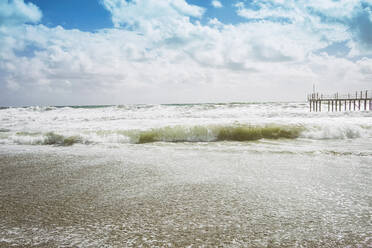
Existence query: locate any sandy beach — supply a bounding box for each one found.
[1,143,371,247]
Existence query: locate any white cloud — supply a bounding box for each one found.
[235,0,360,21]
[211,0,222,8]
[235,0,372,56]
[1,0,372,106]
[101,0,204,27]
[0,0,42,26]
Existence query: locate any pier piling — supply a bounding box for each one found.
[308,90,372,112]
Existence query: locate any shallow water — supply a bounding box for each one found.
[0,102,371,247]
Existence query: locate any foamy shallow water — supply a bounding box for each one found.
[0,102,371,247]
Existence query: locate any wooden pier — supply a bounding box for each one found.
[307,90,372,112]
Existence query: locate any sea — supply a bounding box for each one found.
[0,102,371,247]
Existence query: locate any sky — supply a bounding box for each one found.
[1,0,372,106]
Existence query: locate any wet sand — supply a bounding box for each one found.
[0,146,371,247]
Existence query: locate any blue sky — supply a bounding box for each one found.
[25,0,249,29]
[25,0,113,31]
[1,0,372,106]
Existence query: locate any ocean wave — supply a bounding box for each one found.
[3,125,302,145]
[10,132,85,146]
[90,124,303,144]
[43,132,85,146]
[2,122,371,146]
[300,125,366,139]
[25,106,58,112]
[126,123,371,143]
[130,124,303,144]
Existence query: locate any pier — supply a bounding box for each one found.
[307,90,372,112]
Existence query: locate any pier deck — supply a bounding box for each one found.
[307,90,372,112]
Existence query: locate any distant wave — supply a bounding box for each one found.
[0,102,303,112]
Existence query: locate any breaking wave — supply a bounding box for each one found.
[1,124,303,145]
[129,124,303,144]
[8,132,85,146]
[1,123,371,146]
[42,132,85,146]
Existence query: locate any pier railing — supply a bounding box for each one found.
[307,90,372,112]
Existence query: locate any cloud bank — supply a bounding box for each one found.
[0,0,372,106]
